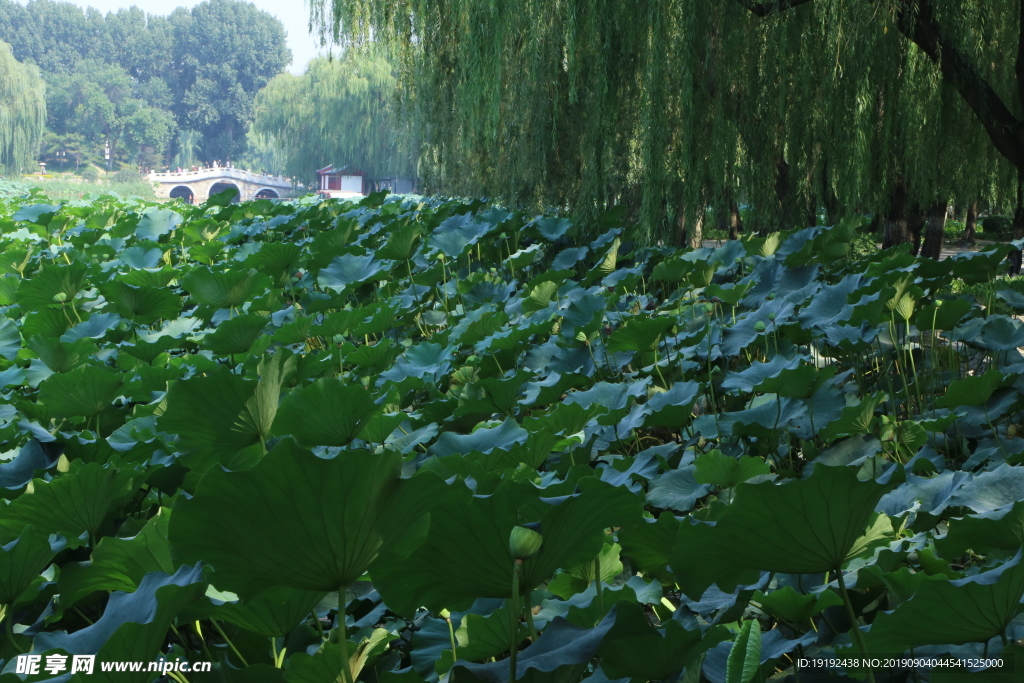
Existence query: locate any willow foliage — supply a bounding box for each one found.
[252,49,416,183]
[0,40,44,173]
[309,0,1021,242]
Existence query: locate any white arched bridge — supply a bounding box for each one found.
[147,167,297,204]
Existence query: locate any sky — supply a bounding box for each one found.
[57,0,328,74]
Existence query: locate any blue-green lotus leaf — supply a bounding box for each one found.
[170,441,446,596]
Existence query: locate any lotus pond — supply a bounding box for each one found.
[0,189,1021,682]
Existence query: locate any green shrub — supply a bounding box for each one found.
[112,169,142,184]
[80,165,100,182]
[980,215,1014,240]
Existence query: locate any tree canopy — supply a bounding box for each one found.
[310,0,1022,249]
[252,50,416,183]
[0,39,45,173]
[0,0,290,168]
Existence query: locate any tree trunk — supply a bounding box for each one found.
[1010,179,1024,274]
[914,206,926,252]
[729,202,743,239]
[920,201,947,259]
[961,200,978,245]
[688,202,705,250]
[822,170,841,225]
[881,179,913,250]
[774,158,794,232]
[676,197,688,247]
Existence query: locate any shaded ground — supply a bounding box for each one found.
[701,239,1002,260]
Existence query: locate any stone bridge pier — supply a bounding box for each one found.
[147,168,298,204]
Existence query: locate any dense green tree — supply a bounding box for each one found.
[0,40,45,173]
[45,59,174,169]
[251,50,415,184]
[310,0,1021,251]
[0,0,290,169]
[167,0,291,162]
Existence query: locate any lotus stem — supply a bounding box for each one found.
[835,569,875,683]
[524,600,538,642]
[211,619,248,667]
[594,557,604,621]
[509,559,521,681]
[336,587,353,683]
[5,604,22,653]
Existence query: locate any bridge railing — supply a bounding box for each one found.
[147,167,293,186]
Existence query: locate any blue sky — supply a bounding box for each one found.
[49,0,326,74]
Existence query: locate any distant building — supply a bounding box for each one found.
[378,176,418,194]
[316,164,366,199]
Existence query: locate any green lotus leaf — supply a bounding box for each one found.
[950,464,1024,514]
[606,316,674,353]
[865,550,1024,652]
[693,450,772,489]
[117,245,163,269]
[547,541,623,599]
[372,476,642,614]
[203,313,269,355]
[642,381,700,429]
[0,525,65,605]
[670,465,893,598]
[0,316,20,361]
[377,221,424,261]
[135,207,182,241]
[117,265,177,288]
[618,514,679,585]
[56,509,174,608]
[447,604,526,665]
[273,378,378,446]
[38,365,123,418]
[247,242,302,280]
[286,629,396,683]
[181,266,271,308]
[27,336,95,373]
[33,564,207,683]
[0,460,139,545]
[60,311,121,343]
[646,467,711,512]
[452,608,619,683]
[318,253,390,291]
[726,619,761,683]
[532,216,573,241]
[598,601,726,680]
[752,586,842,624]
[17,261,88,310]
[170,440,446,596]
[522,281,558,314]
[199,585,327,638]
[99,281,182,325]
[937,369,1003,408]
[937,500,1024,557]
[13,203,60,224]
[158,356,293,471]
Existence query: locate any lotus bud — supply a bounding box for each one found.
[754,321,766,332]
[767,312,776,321]
[52,292,67,303]
[509,526,543,560]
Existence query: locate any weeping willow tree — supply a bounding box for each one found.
[309,1,1022,248]
[0,40,45,175]
[251,48,416,185]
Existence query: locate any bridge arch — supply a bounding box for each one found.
[168,185,195,204]
[209,182,241,203]
[254,188,279,199]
